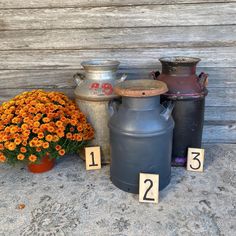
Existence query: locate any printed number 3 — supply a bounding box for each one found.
[190,152,201,170]
[143,179,155,201]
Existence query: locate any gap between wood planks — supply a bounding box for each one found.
[0,1,236,10]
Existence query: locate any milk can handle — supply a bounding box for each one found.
[151,70,160,80]
[161,101,174,121]
[198,72,208,88]
[73,72,85,86]
[118,74,127,83]
[108,99,120,117]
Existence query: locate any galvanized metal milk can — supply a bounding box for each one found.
[109,80,174,193]
[74,60,126,164]
[154,57,208,166]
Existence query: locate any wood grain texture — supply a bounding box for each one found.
[1,26,236,50]
[1,3,236,30]
[0,47,235,69]
[203,124,236,143]
[205,107,236,121]
[1,0,236,9]
[0,67,235,89]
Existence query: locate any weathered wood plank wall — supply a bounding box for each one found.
[0,0,235,143]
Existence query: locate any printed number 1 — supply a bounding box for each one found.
[89,152,98,167]
[85,146,101,170]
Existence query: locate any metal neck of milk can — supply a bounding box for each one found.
[159,56,200,76]
[122,96,161,111]
[74,60,127,101]
[81,60,120,80]
[153,57,208,99]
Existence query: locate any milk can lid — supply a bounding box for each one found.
[114,79,168,97]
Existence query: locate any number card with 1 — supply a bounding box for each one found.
[85,146,101,170]
[187,148,205,172]
[139,173,159,204]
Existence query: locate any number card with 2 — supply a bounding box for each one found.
[85,146,101,170]
[139,173,159,204]
[187,148,205,172]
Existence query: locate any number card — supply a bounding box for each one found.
[187,148,205,172]
[85,146,101,170]
[139,173,159,204]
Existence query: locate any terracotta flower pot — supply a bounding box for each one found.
[28,155,55,173]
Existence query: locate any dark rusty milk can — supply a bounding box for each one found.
[154,57,208,166]
[74,60,126,164]
[109,80,174,193]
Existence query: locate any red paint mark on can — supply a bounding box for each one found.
[90,82,100,90]
[102,83,113,95]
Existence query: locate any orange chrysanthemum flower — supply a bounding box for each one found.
[45,134,53,142]
[14,138,22,145]
[37,132,44,139]
[33,121,40,128]
[7,142,16,151]
[55,145,61,151]
[42,117,50,123]
[20,147,27,153]
[52,135,59,142]
[0,154,6,163]
[42,142,49,149]
[56,120,63,127]
[22,140,28,146]
[0,144,4,151]
[17,153,25,160]
[58,149,65,156]
[66,132,72,139]
[29,154,37,162]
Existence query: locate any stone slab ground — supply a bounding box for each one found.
[0,144,235,236]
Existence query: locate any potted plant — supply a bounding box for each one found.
[0,89,94,173]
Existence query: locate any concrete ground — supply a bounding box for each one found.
[0,144,235,236]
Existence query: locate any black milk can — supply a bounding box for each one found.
[154,57,208,166]
[109,80,174,194]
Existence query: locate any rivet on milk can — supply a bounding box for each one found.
[153,57,208,167]
[74,60,127,164]
[109,80,174,194]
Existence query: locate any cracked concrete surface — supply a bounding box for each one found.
[0,144,235,236]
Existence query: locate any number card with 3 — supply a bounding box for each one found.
[139,173,159,204]
[85,146,101,170]
[187,148,205,172]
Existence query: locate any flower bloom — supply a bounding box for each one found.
[42,142,49,149]
[29,154,37,162]
[17,154,25,160]
[58,149,65,156]
[20,147,27,153]
[0,153,6,162]
[45,134,53,142]
[55,145,61,151]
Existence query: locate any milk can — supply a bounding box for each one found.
[154,57,208,166]
[74,60,126,164]
[109,80,174,193]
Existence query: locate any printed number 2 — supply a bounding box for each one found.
[187,148,205,172]
[139,173,159,203]
[143,179,155,201]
